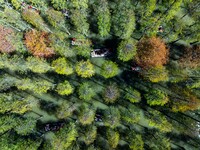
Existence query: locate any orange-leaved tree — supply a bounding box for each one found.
[24,29,55,58]
[179,45,200,68]
[135,37,169,68]
[0,25,16,53]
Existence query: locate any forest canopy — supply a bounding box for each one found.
[0,0,199,150]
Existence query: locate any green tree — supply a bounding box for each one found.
[0,75,17,91]
[70,9,89,36]
[103,84,120,103]
[15,117,37,136]
[75,60,95,78]
[1,7,30,31]
[120,105,141,124]
[56,80,74,96]
[129,134,144,150]
[80,125,97,145]
[51,0,67,10]
[107,129,120,149]
[145,89,169,106]
[124,87,141,103]
[16,78,54,94]
[11,0,21,9]
[0,114,19,134]
[0,93,32,114]
[50,32,75,57]
[112,0,135,39]
[22,8,50,32]
[95,0,111,37]
[50,123,78,150]
[104,107,121,129]
[78,104,96,125]
[117,38,137,61]
[141,66,169,82]
[56,101,77,119]
[78,82,96,101]
[146,132,171,150]
[26,56,52,73]
[146,109,173,132]
[46,8,70,33]
[101,61,119,78]
[52,57,73,75]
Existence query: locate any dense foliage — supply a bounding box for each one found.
[0,0,199,150]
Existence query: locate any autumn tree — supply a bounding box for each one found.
[117,38,137,62]
[135,37,169,68]
[169,87,200,112]
[51,57,73,75]
[0,25,16,53]
[100,60,119,78]
[56,80,74,96]
[75,60,95,78]
[24,29,55,57]
[179,45,200,68]
[11,0,21,9]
